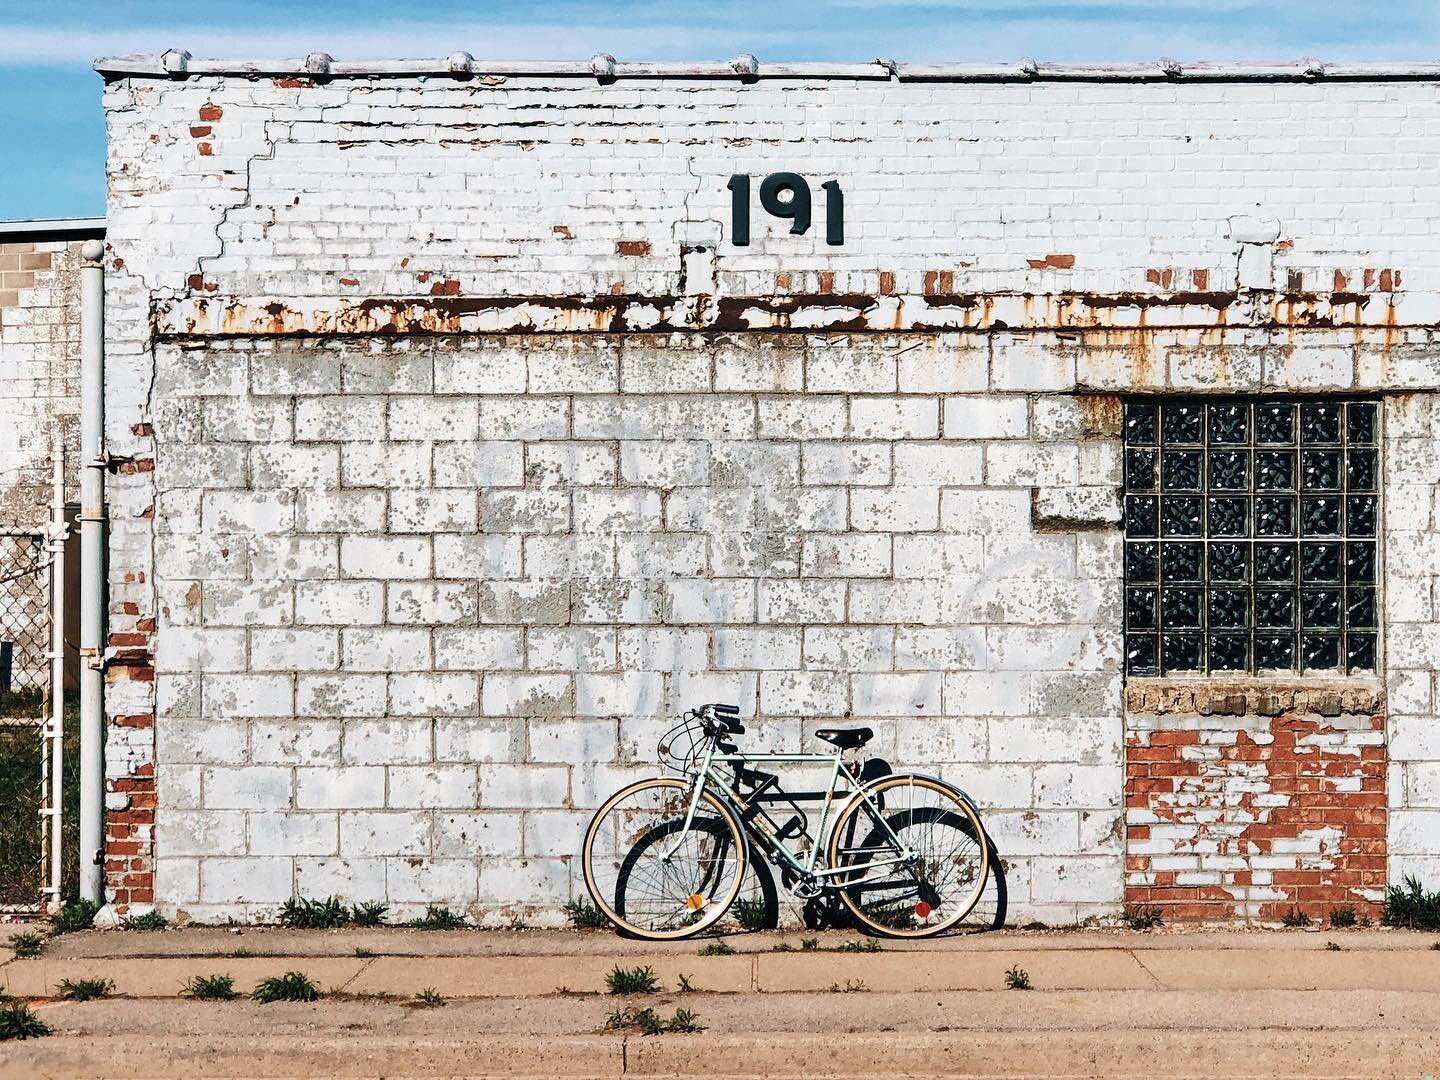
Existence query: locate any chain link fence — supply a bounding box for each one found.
[0,529,56,910]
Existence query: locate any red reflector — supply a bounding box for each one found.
[914,901,932,918]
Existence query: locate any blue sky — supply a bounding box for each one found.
[2,0,1437,220]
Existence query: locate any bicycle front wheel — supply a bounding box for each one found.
[827,774,988,938]
[582,777,748,940]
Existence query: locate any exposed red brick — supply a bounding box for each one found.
[878,271,895,295]
[198,103,223,121]
[616,240,651,257]
[189,125,212,138]
[1027,253,1076,269]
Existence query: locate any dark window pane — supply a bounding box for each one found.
[1125,495,1158,537]
[1255,543,1296,582]
[1346,588,1376,630]
[1346,449,1377,492]
[1125,402,1157,445]
[1302,634,1341,671]
[1208,588,1249,628]
[1256,451,1295,490]
[1300,402,1342,444]
[1301,450,1342,491]
[1301,542,1343,583]
[1125,542,1158,582]
[1210,543,1247,582]
[1209,635,1248,670]
[1161,495,1203,537]
[1346,542,1376,584]
[1301,588,1342,630]
[1208,497,1248,537]
[1347,633,1377,672]
[1255,496,1295,537]
[1162,403,1204,444]
[1162,587,1202,628]
[1125,449,1158,492]
[1208,450,1248,490]
[1346,402,1376,444]
[1126,588,1158,631]
[1161,542,1203,582]
[1346,495,1377,537]
[1126,634,1159,676]
[1162,450,1202,490]
[1300,496,1341,536]
[1256,404,1295,444]
[1256,634,1295,669]
[1208,403,1249,444]
[1162,633,1203,672]
[1256,589,1295,628]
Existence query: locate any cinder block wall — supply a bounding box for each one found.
[97,71,1440,922]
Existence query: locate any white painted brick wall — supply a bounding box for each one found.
[98,71,1440,924]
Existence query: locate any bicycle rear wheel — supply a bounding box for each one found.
[827,774,988,938]
[582,777,748,940]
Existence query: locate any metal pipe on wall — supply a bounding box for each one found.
[78,238,106,906]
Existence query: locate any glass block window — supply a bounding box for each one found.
[1123,398,1379,677]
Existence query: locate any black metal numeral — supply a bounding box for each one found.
[728,173,844,246]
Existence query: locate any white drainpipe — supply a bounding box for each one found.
[78,238,106,905]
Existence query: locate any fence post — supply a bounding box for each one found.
[47,435,66,910]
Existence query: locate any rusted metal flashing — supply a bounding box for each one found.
[152,286,1438,339]
[94,54,1440,84]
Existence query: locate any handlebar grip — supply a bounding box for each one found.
[711,703,740,716]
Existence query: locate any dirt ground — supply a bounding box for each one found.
[3,925,1439,1078]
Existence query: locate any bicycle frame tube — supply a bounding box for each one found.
[662,742,915,885]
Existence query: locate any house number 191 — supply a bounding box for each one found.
[727,173,844,247]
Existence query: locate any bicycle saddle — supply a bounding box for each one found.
[814,726,874,749]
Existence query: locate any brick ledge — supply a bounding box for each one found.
[1124,679,1385,717]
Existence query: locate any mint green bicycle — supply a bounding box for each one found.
[581,703,993,940]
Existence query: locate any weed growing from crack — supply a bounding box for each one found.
[0,999,50,1040]
[251,971,320,1003]
[50,899,99,935]
[8,932,42,959]
[279,896,349,930]
[120,911,168,931]
[563,899,609,930]
[182,974,238,1001]
[677,973,694,993]
[1004,965,1032,991]
[839,938,882,953]
[1325,941,1343,952]
[1328,906,1358,928]
[800,937,819,951]
[771,941,794,952]
[409,906,468,931]
[697,940,735,956]
[1281,906,1312,928]
[605,1005,703,1034]
[354,947,376,959]
[606,965,660,995]
[1121,904,1163,930]
[412,987,447,1008]
[1383,876,1440,931]
[350,902,389,927]
[828,979,868,993]
[55,977,114,1002]
[730,897,768,931]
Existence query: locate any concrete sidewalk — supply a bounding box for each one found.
[3,926,1440,1077]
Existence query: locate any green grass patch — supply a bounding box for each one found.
[1383,876,1440,931]
[563,899,609,930]
[55,977,113,1002]
[182,974,239,1001]
[409,905,467,930]
[8,932,42,959]
[251,971,320,1003]
[606,964,660,995]
[0,998,50,1040]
